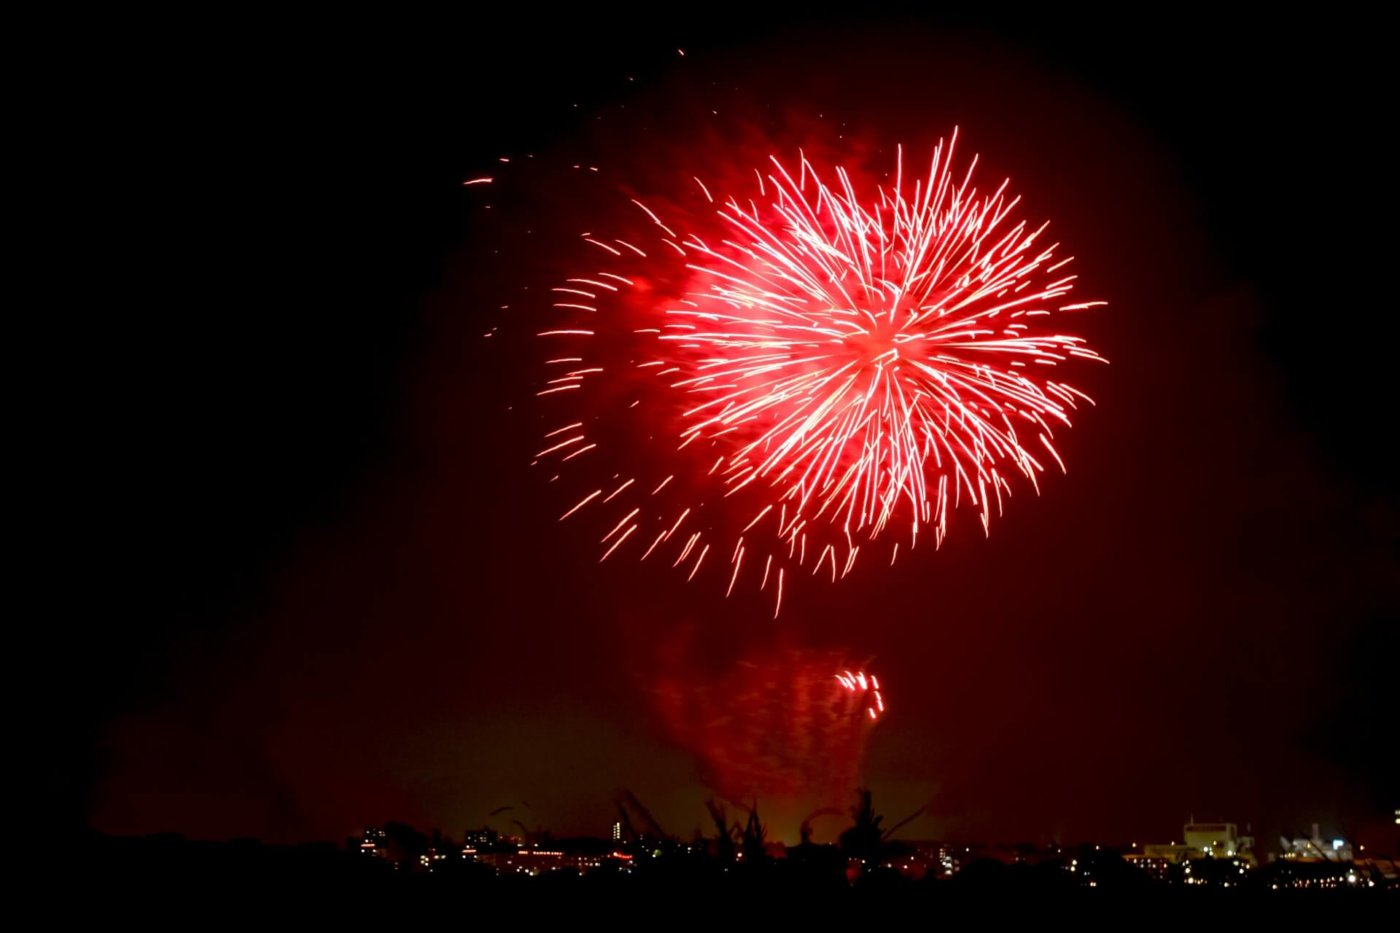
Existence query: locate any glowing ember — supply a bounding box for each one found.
[537,132,1105,611]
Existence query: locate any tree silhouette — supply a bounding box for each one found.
[839,789,885,863]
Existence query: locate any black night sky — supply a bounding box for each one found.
[55,11,1394,849]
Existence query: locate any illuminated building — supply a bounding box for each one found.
[1280,824,1353,862]
[611,820,623,842]
[1137,819,1255,866]
[1183,822,1249,859]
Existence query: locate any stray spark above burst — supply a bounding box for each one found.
[536,132,1106,613]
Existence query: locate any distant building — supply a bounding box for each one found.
[1279,823,1353,862]
[611,820,623,842]
[357,827,388,858]
[1184,822,1248,859]
[477,848,564,876]
[1134,820,1256,867]
[464,827,499,850]
[1139,843,1191,862]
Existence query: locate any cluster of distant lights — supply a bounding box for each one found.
[1267,872,1373,891]
[361,836,1384,887]
[395,845,637,877]
[870,843,962,878]
[489,849,638,877]
[1180,859,1250,887]
[361,826,1385,887]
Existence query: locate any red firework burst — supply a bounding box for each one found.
[536,131,1105,612]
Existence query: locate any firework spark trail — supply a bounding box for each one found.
[836,670,885,722]
[538,132,1105,612]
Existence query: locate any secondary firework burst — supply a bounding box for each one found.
[835,670,885,723]
[536,131,1105,611]
[652,648,887,803]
